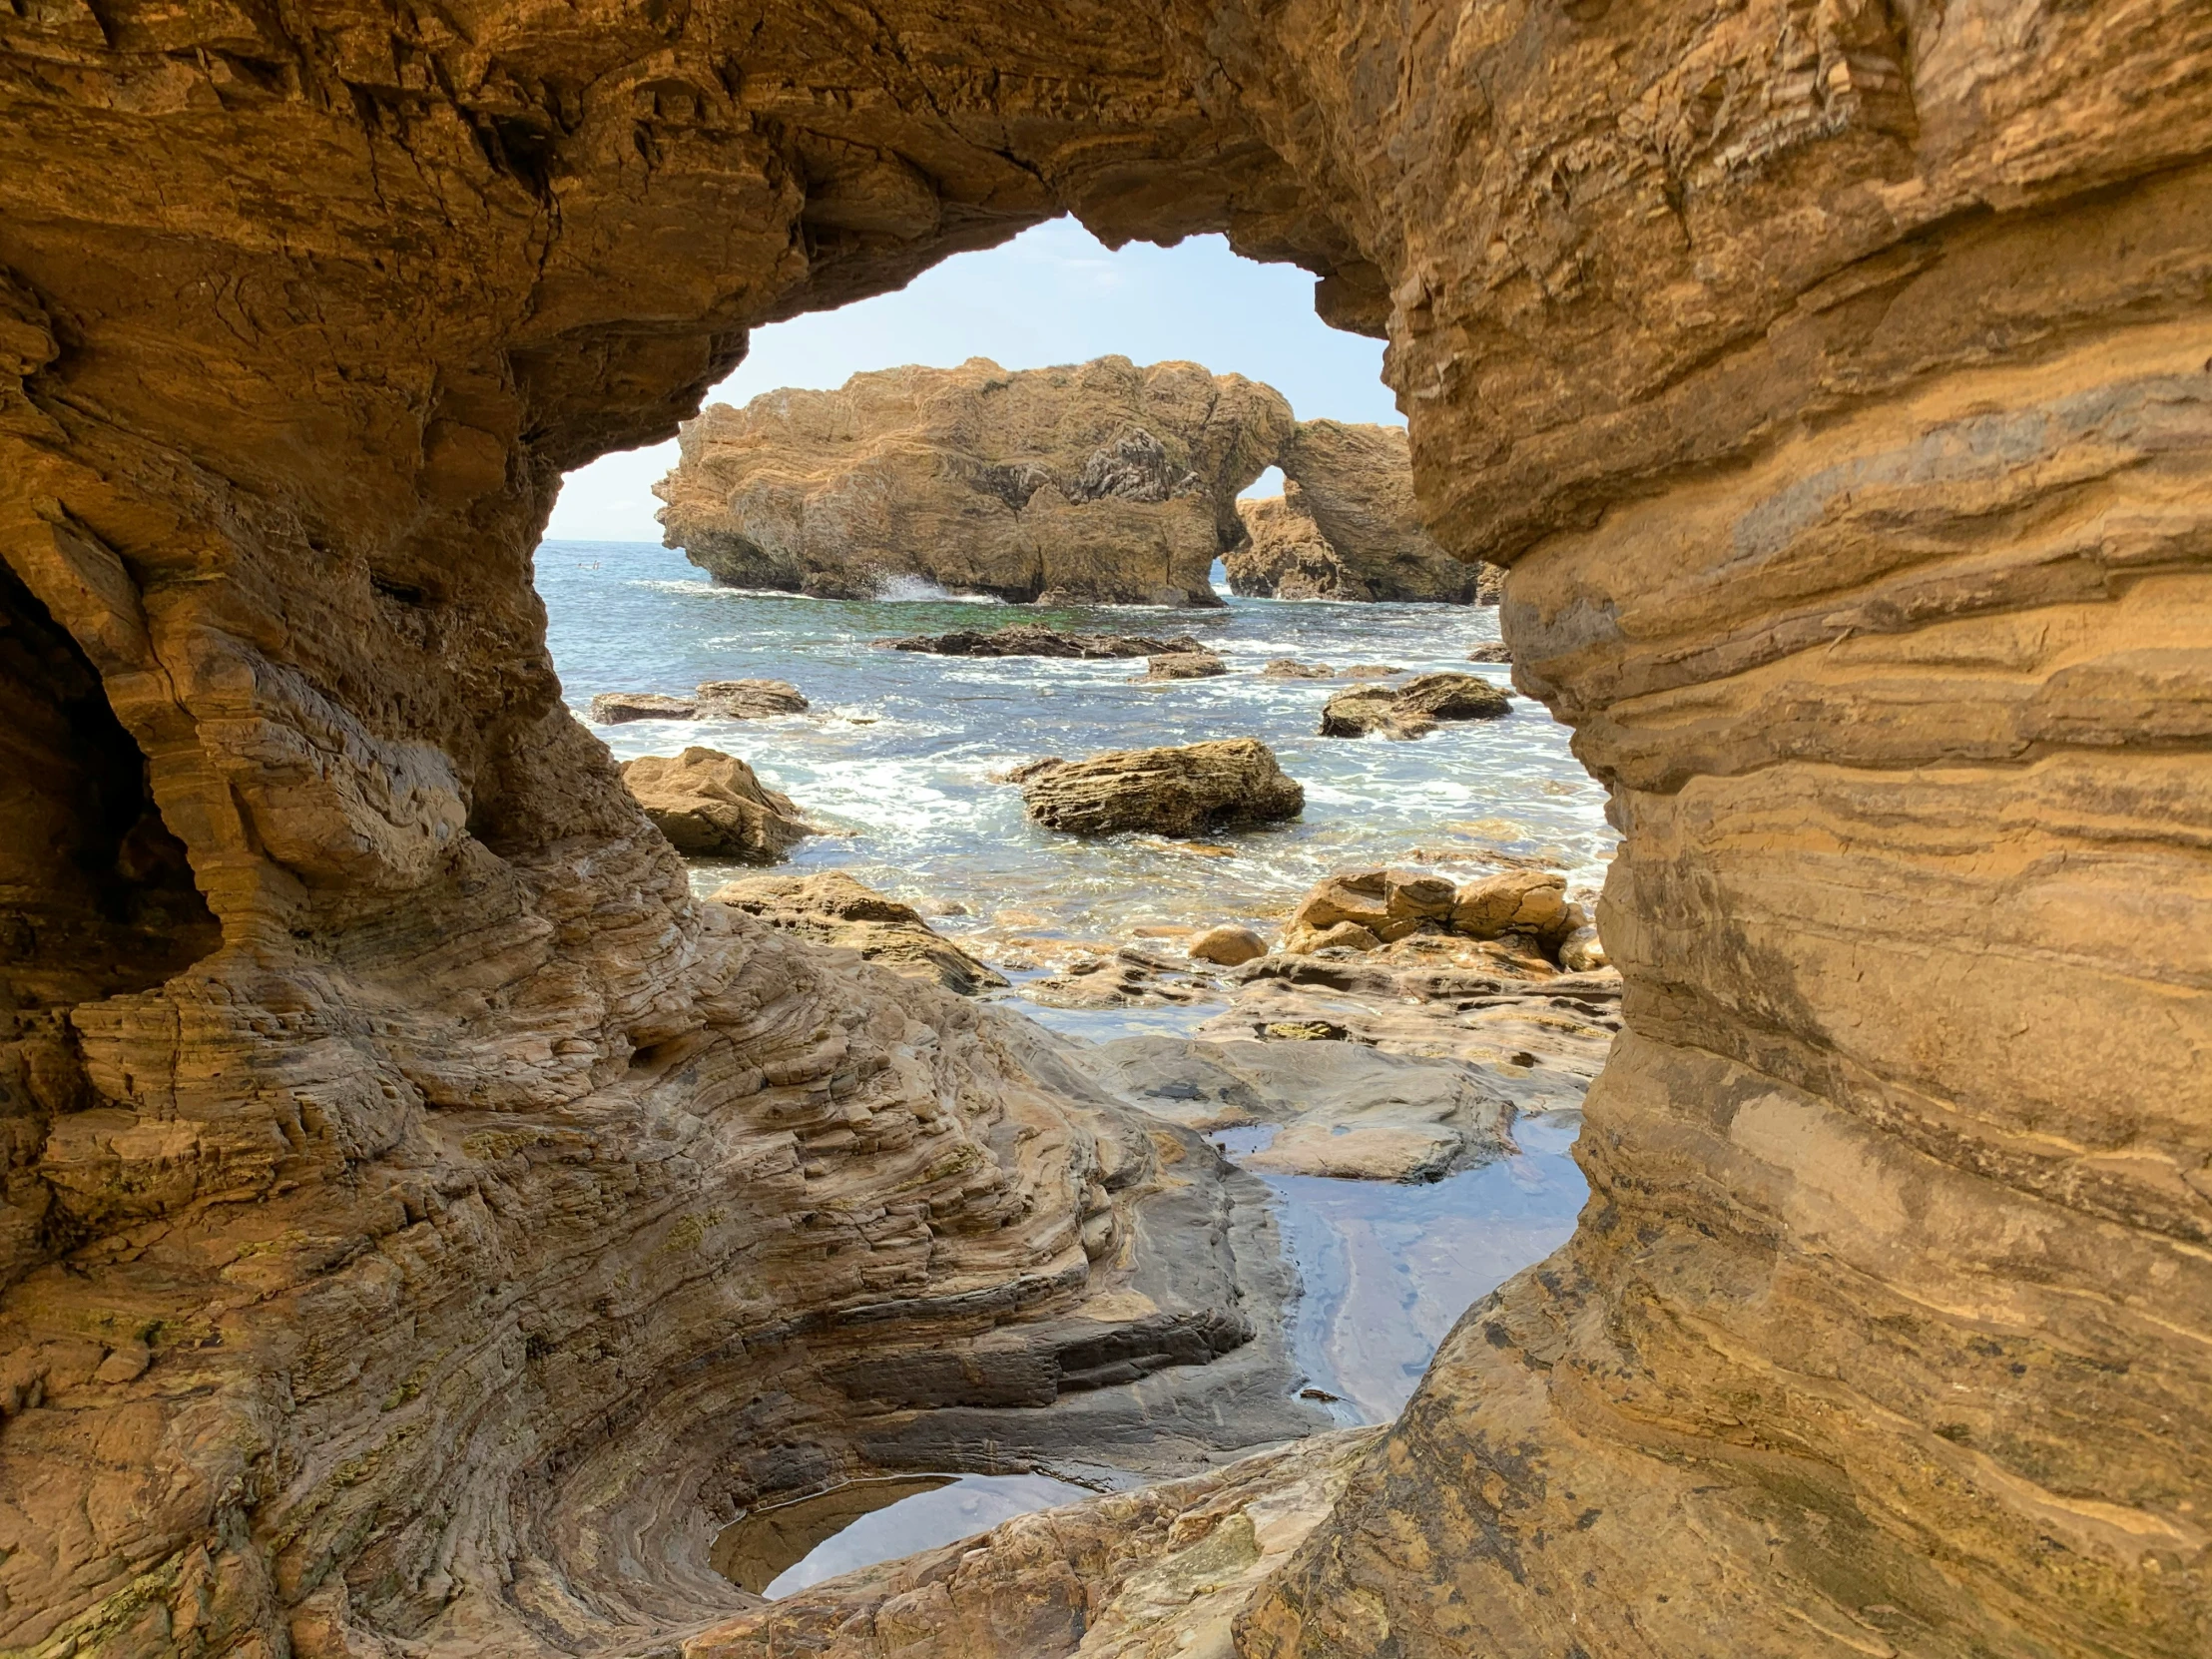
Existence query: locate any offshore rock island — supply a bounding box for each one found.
[0,1,2207,1657]
[655,356,1485,606]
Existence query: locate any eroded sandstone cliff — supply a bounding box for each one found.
[655,356,1294,605]
[2,1,2208,1657]
[1229,421,1497,603]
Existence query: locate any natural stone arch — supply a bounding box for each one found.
[1,3,2208,1658]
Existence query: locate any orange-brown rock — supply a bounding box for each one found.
[1230,422,1497,604]
[3,2,2208,1657]
[621,747,818,861]
[656,357,1294,606]
[1318,671,1510,739]
[1011,739,1305,837]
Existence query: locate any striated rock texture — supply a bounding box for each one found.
[621,747,817,861]
[656,356,1295,606]
[2,0,2209,1657]
[1230,422,1498,604]
[709,871,1008,995]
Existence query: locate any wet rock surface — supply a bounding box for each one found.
[622,746,819,860]
[1131,651,1228,682]
[1319,671,1511,739]
[882,623,1205,659]
[699,677,811,718]
[1010,739,1305,837]
[710,871,1010,995]
[684,1428,1382,1658]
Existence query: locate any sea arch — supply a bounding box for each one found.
[0,0,2207,1654]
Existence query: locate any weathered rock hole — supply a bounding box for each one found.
[0,560,219,1001]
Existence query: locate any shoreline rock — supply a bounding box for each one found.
[1320,672,1510,739]
[620,747,818,861]
[1009,738,1305,836]
[591,679,811,725]
[883,622,1205,659]
[709,870,1010,994]
[1131,651,1227,682]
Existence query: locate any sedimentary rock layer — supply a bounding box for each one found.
[1,0,2208,1656]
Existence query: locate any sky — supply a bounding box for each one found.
[544,219,1397,542]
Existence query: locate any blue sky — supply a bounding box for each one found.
[545,220,1397,541]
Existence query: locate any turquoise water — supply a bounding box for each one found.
[538,541,1611,950]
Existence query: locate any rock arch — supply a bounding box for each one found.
[1,3,2207,1657]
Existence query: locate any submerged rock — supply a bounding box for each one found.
[619,747,817,861]
[696,677,809,717]
[1132,651,1228,682]
[883,622,1204,659]
[1319,671,1510,739]
[1465,642,1511,663]
[1009,738,1305,836]
[657,355,1294,606]
[709,870,1009,994]
[589,691,698,724]
[1261,658,1334,678]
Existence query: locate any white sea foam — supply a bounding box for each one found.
[872,574,1004,604]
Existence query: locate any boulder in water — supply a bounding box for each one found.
[621,747,817,861]
[1133,652,1229,682]
[882,622,1204,659]
[1011,738,1304,836]
[1261,659,1334,679]
[591,692,698,724]
[697,678,809,717]
[1319,671,1509,739]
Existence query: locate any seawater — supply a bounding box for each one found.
[539,540,1613,947]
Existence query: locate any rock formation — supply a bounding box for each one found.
[1010,740,1305,836]
[1229,422,1500,604]
[1318,671,1510,739]
[882,624,1204,659]
[656,356,1295,606]
[621,747,818,861]
[709,871,1009,995]
[3,2,2208,1657]
[591,680,811,724]
[1131,651,1227,682]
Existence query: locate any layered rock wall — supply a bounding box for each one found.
[1,1,2208,1657]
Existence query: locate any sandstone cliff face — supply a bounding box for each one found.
[2,2,2208,1658]
[656,356,1294,605]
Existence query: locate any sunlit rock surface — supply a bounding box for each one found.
[656,355,1294,605]
[1230,422,1496,603]
[1,0,2208,1654]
